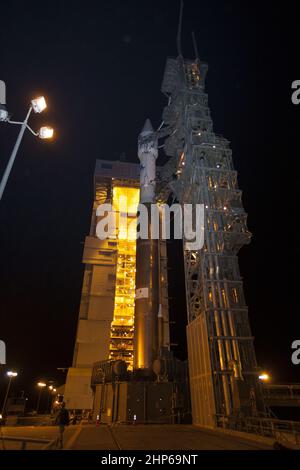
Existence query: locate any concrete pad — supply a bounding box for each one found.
[69,425,274,450]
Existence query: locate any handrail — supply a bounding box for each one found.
[0,435,55,450]
[264,384,300,390]
[42,439,57,450]
[216,414,300,446]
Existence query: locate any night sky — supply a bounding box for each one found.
[0,0,299,408]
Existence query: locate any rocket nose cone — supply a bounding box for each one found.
[141,118,154,134]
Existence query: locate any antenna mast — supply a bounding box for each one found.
[191,31,200,63]
[176,0,184,57]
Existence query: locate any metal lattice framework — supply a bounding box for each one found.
[157,56,265,422]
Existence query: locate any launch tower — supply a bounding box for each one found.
[65,14,264,427]
[156,51,264,425]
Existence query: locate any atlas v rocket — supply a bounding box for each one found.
[133,119,161,375]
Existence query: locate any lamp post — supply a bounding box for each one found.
[36,382,47,414]
[1,371,18,417]
[0,84,54,201]
[47,385,55,413]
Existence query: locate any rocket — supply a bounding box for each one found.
[137,118,158,203]
[133,119,160,375]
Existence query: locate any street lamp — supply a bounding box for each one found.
[31,96,47,113]
[259,372,270,382]
[0,83,54,201]
[36,382,47,414]
[39,126,54,139]
[1,371,18,417]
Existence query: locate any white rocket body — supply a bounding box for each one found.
[137,119,158,204]
[134,119,159,374]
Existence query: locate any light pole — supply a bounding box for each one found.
[1,371,18,417]
[36,382,47,414]
[47,385,55,413]
[47,386,57,414]
[0,84,54,201]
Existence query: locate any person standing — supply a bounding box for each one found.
[54,402,69,449]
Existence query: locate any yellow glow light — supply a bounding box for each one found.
[259,373,270,382]
[7,371,18,377]
[39,126,54,139]
[31,96,47,113]
[110,186,139,370]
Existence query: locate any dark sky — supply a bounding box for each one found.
[0,0,299,406]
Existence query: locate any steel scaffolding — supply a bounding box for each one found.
[157,55,265,426]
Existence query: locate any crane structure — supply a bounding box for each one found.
[157,53,265,426]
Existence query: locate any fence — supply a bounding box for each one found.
[216,414,300,447]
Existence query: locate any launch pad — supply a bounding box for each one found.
[64,34,266,430]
